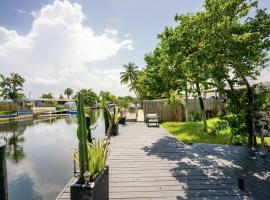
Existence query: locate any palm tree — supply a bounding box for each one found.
[120,62,140,97]
[64,88,73,100]
[1,73,25,102]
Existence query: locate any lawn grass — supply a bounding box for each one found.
[162,118,270,146]
[0,111,16,116]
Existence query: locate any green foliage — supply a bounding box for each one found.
[166,90,185,107]
[117,96,137,109]
[140,0,270,141]
[188,111,202,122]
[222,113,248,144]
[99,91,116,104]
[209,120,229,136]
[40,92,54,99]
[0,111,17,116]
[73,139,109,182]
[64,88,73,100]
[86,140,109,181]
[56,105,65,110]
[76,93,89,177]
[0,73,25,102]
[75,89,98,107]
[59,94,64,99]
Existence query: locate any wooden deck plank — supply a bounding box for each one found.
[56,122,253,200]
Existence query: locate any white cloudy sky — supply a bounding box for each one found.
[0,0,269,98]
[0,0,134,98]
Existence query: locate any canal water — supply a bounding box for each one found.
[0,109,105,200]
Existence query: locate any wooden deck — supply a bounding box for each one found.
[57,122,254,200]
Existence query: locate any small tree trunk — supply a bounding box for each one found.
[227,79,241,108]
[218,90,223,115]
[195,82,208,132]
[241,76,255,147]
[185,84,189,122]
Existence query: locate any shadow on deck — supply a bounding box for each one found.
[57,122,270,199]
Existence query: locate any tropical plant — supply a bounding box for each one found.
[0,73,25,102]
[73,139,109,182]
[120,62,140,97]
[87,140,109,181]
[166,90,185,121]
[103,106,120,136]
[64,88,73,100]
[74,93,110,182]
[76,93,89,178]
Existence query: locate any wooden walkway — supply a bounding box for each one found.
[57,122,252,200]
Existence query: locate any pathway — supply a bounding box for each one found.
[108,122,251,199]
[57,122,258,199]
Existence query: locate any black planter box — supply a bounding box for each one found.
[104,116,110,134]
[70,166,109,200]
[118,117,126,124]
[111,124,119,136]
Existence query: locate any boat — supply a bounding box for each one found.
[66,110,77,114]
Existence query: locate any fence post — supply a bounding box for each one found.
[0,140,8,200]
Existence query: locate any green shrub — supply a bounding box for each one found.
[188,111,202,122]
[222,113,247,143]
[209,120,228,136]
[232,135,248,146]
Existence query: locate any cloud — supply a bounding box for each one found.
[0,0,133,97]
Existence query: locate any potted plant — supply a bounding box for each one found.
[104,106,120,136]
[118,107,126,125]
[70,93,110,200]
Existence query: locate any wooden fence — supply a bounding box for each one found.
[0,102,20,111]
[143,99,221,122]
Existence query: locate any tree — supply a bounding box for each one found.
[1,73,25,102]
[0,74,5,97]
[117,96,137,108]
[120,62,140,97]
[41,92,54,99]
[59,94,64,99]
[99,91,116,104]
[75,89,98,107]
[64,88,73,100]
[203,0,270,146]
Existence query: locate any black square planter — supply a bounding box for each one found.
[111,124,119,136]
[70,166,109,200]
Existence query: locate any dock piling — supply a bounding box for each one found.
[0,140,8,200]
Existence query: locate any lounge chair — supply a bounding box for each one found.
[146,113,159,127]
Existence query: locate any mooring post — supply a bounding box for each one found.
[238,177,245,191]
[0,140,8,200]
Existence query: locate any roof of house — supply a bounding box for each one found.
[204,81,270,93]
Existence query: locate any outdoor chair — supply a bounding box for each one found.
[146,113,159,127]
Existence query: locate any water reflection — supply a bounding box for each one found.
[0,121,32,163]
[0,109,104,200]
